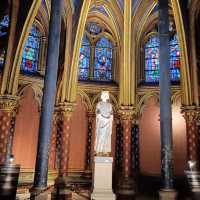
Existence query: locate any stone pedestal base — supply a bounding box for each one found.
[91,157,115,200]
[185,170,200,200]
[29,187,50,200]
[117,177,136,196]
[51,176,72,200]
[159,189,177,200]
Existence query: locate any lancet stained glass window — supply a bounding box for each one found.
[21,25,41,73]
[78,34,90,80]
[145,36,160,82]
[94,37,112,81]
[0,15,10,68]
[170,34,181,81]
[0,15,9,37]
[144,34,180,83]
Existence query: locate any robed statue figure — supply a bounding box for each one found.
[95,91,113,156]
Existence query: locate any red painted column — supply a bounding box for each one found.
[85,111,94,172]
[48,113,58,170]
[52,104,74,200]
[118,108,136,195]
[183,107,199,168]
[0,96,18,164]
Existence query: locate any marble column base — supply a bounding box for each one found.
[117,177,136,196]
[185,170,200,200]
[159,189,177,200]
[91,156,116,200]
[29,187,50,200]
[52,176,72,200]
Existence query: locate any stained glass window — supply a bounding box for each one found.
[0,15,9,68]
[94,37,112,81]
[0,15,9,37]
[144,34,181,83]
[170,34,181,81]
[78,34,90,80]
[21,24,41,73]
[86,22,102,35]
[145,36,160,82]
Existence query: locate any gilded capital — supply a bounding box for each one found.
[182,106,198,122]
[118,106,136,121]
[0,95,19,114]
[87,111,95,123]
[55,102,75,120]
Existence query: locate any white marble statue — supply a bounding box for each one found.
[95,91,113,155]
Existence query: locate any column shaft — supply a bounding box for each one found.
[118,108,135,195]
[159,0,174,189]
[33,0,62,188]
[131,122,140,172]
[85,112,94,171]
[48,114,58,170]
[183,108,199,167]
[58,111,72,176]
[0,96,18,164]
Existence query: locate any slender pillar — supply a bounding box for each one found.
[48,113,58,170]
[115,117,123,170]
[38,36,47,75]
[89,45,95,80]
[85,111,94,171]
[0,96,18,164]
[57,105,73,177]
[52,103,73,200]
[33,0,62,190]
[182,107,199,168]
[158,0,177,199]
[183,107,200,200]
[131,121,140,173]
[118,108,135,196]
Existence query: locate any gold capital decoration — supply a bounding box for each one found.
[55,102,75,120]
[0,95,19,114]
[182,106,198,122]
[118,106,136,121]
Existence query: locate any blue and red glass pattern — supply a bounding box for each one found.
[170,34,181,81]
[94,37,112,81]
[21,25,40,73]
[78,35,90,80]
[145,36,160,82]
[0,15,9,68]
[0,15,9,37]
[145,34,180,83]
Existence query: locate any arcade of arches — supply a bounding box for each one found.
[0,0,200,199]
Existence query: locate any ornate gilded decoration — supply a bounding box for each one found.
[0,95,19,113]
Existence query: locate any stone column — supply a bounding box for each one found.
[0,96,18,164]
[48,113,58,170]
[158,0,177,199]
[53,103,74,199]
[32,0,62,193]
[131,121,140,173]
[118,107,135,196]
[115,117,123,171]
[183,107,200,200]
[182,107,199,168]
[85,111,94,172]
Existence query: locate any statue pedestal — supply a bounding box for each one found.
[91,156,116,200]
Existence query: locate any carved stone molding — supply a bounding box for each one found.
[118,106,136,121]
[0,95,19,114]
[182,106,198,122]
[55,102,75,119]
